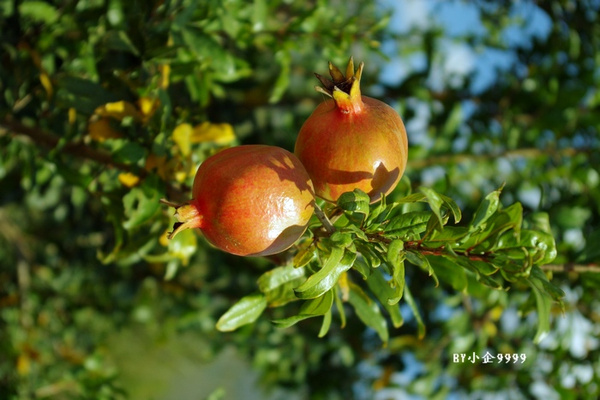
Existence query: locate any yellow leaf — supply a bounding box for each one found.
[145,153,169,180]
[137,97,159,120]
[39,72,53,98]
[172,123,193,156]
[68,108,77,124]
[88,118,121,142]
[118,172,140,187]
[17,354,30,376]
[483,321,498,337]
[94,101,141,121]
[191,122,235,144]
[159,228,170,247]
[160,64,170,89]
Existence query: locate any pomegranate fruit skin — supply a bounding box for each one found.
[294,58,408,203]
[172,145,315,257]
[295,96,408,203]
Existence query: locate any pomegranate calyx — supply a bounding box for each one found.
[165,201,203,239]
[313,57,365,114]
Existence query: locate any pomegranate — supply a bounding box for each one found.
[294,57,408,203]
[165,145,315,256]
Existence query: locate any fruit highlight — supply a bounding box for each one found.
[294,57,408,203]
[165,145,315,256]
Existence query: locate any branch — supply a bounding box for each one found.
[407,147,585,169]
[1,117,144,175]
[540,263,600,273]
[1,117,185,200]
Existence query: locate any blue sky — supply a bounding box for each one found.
[378,0,553,94]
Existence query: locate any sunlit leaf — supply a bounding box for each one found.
[272,290,334,328]
[191,122,236,144]
[420,186,444,229]
[172,123,193,156]
[337,189,371,224]
[384,211,431,238]
[257,265,307,294]
[295,248,356,299]
[216,293,267,332]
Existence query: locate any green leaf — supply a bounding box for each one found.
[406,251,439,286]
[337,189,371,224]
[293,240,316,268]
[439,193,462,223]
[348,284,388,343]
[269,49,291,103]
[366,271,404,328]
[294,248,356,299]
[419,187,444,230]
[386,239,405,304]
[424,226,469,248]
[216,293,267,332]
[526,273,553,343]
[122,175,162,230]
[470,186,503,231]
[384,211,431,238]
[403,284,425,339]
[272,290,334,328]
[334,286,347,328]
[429,256,467,292]
[352,257,372,280]
[355,241,382,269]
[458,203,522,253]
[330,232,354,248]
[318,310,333,337]
[19,1,58,24]
[257,265,306,294]
[112,141,146,164]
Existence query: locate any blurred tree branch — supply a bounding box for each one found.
[1,117,186,200]
[407,147,587,169]
[541,263,600,274]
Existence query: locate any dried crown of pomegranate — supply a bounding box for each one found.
[314,57,365,114]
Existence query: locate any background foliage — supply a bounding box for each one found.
[1,0,599,399]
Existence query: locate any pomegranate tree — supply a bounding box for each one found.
[165,145,315,256]
[294,57,408,203]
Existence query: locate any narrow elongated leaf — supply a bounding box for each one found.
[352,257,372,280]
[318,310,333,337]
[294,248,356,299]
[403,284,425,339]
[334,286,347,328]
[429,256,467,292]
[406,251,439,286]
[439,193,462,223]
[420,187,444,229]
[526,273,553,343]
[470,187,502,231]
[348,284,389,343]
[367,271,404,327]
[387,239,405,304]
[273,290,334,328]
[293,241,316,268]
[257,265,306,293]
[424,226,469,247]
[216,293,267,332]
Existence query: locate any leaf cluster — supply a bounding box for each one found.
[217,186,564,344]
